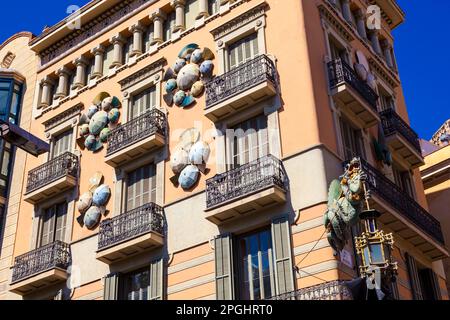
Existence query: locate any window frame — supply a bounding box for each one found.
[0,78,23,124]
[38,201,68,248]
[123,162,157,213]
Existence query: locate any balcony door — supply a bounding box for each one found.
[227,33,259,71]
[52,129,73,159]
[129,86,156,120]
[230,115,269,170]
[39,202,68,247]
[340,117,365,160]
[392,166,415,199]
[125,163,157,212]
[236,229,276,300]
[122,268,151,300]
[329,37,349,63]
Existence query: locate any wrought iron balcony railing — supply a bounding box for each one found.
[206,155,287,209]
[268,281,353,300]
[380,108,422,155]
[360,159,445,245]
[106,108,167,156]
[327,58,379,110]
[11,241,71,284]
[205,54,277,109]
[98,203,165,251]
[25,152,79,194]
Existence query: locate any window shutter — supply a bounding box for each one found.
[429,270,442,300]
[215,234,234,300]
[149,258,164,300]
[271,215,295,295]
[104,273,121,300]
[405,253,423,300]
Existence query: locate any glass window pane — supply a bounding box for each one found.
[1,150,10,176]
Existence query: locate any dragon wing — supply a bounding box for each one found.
[327,179,342,207]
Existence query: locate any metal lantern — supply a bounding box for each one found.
[354,183,398,281]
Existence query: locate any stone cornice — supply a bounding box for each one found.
[0,31,34,52]
[118,57,166,90]
[43,103,83,131]
[210,1,266,40]
[36,0,157,69]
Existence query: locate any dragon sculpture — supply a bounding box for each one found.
[324,158,368,253]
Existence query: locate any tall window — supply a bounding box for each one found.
[40,202,68,247]
[228,33,259,71]
[130,86,157,119]
[208,0,220,15]
[52,129,73,159]
[392,166,415,198]
[122,268,150,300]
[230,115,269,169]
[163,11,176,42]
[236,229,275,300]
[340,117,365,160]
[380,93,395,111]
[126,163,157,211]
[0,141,12,197]
[0,79,22,124]
[103,45,114,75]
[329,38,349,63]
[185,0,199,30]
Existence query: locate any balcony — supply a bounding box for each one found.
[269,281,353,300]
[205,155,287,225]
[24,152,79,204]
[10,241,71,296]
[360,159,447,260]
[105,109,166,167]
[380,109,424,169]
[96,203,165,264]
[204,54,278,122]
[328,59,380,128]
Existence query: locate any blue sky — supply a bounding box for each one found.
[0,1,448,140]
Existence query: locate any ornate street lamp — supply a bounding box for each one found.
[354,182,398,289]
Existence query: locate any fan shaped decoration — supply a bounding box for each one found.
[77,92,122,152]
[170,128,211,190]
[77,172,111,230]
[163,43,215,108]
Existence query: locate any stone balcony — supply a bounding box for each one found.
[204,54,278,122]
[23,152,79,204]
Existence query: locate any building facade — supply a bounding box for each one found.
[0,0,448,300]
[421,121,450,295]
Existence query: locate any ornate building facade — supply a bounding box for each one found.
[0,0,448,300]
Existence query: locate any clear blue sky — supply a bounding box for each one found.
[0,1,448,140]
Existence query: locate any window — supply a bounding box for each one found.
[126,163,157,211]
[86,58,95,84]
[122,268,150,300]
[236,229,275,300]
[124,36,133,64]
[39,202,68,247]
[230,114,269,169]
[68,70,76,95]
[392,166,415,198]
[103,45,114,75]
[227,33,259,71]
[329,38,349,63]
[185,0,199,30]
[406,253,441,300]
[0,79,22,124]
[0,141,12,197]
[208,0,220,16]
[380,93,395,111]
[52,129,73,159]
[130,86,157,119]
[143,24,155,52]
[163,11,176,42]
[340,117,365,160]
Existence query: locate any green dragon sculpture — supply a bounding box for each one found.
[324,158,367,253]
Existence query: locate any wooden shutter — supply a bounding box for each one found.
[405,253,423,300]
[428,270,442,300]
[131,86,156,119]
[40,206,56,247]
[52,130,73,158]
[104,273,121,300]
[149,258,164,300]
[126,164,156,211]
[215,234,234,300]
[271,215,295,295]
[228,33,259,70]
[54,203,68,242]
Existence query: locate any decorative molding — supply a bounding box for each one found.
[118,57,166,90]
[318,3,354,43]
[368,57,399,88]
[210,1,267,40]
[37,0,157,67]
[43,103,83,131]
